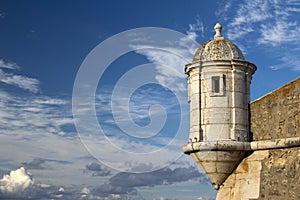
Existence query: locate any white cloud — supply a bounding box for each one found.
[215,1,233,21]
[58,186,64,192]
[226,0,270,40]
[80,187,90,199]
[219,0,300,71]
[0,90,73,136]
[224,0,300,44]
[269,53,300,71]
[0,167,33,194]
[34,98,67,105]
[0,59,40,93]
[111,194,121,198]
[133,48,187,93]
[124,20,201,96]
[130,23,201,94]
[0,59,20,70]
[81,186,90,195]
[187,18,205,39]
[0,69,40,93]
[259,20,300,45]
[37,183,52,188]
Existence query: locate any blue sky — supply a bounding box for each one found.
[0,0,300,199]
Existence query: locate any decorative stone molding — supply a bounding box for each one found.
[182,136,300,153]
[192,23,245,62]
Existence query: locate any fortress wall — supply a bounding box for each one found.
[250,77,300,140]
[259,147,300,199]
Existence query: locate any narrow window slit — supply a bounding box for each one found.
[212,76,220,93]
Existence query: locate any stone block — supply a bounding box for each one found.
[201,162,217,173]
[204,124,230,140]
[217,151,245,162]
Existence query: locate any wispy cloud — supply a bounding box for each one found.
[218,0,300,71]
[269,53,300,71]
[0,59,39,93]
[259,18,300,45]
[225,0,270,40]
[223,0,300,45]
[93,85,181,143]
[0,59,20,70]
[34,98,67,105]
[0,89,72,136]
[129,22,201,94]
[215,1,233,21]
[187,18,205,39]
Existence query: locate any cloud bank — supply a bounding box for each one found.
[92,166,209,198]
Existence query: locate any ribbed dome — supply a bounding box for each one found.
[193,23,245,62]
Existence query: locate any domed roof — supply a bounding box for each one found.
[193,23,245,62]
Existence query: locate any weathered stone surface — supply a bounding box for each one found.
[192,23,245,62]
[250,77,300,140]
[259,147,300,200]
[216,77,300,199]
[216,150,268,200]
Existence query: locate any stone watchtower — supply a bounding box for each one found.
[182,23,257,189]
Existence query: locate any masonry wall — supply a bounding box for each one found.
[259,147,300,199]
[250,77,300,140]
[216,77,300,200]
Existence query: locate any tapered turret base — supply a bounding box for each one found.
[182,141,250,190]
